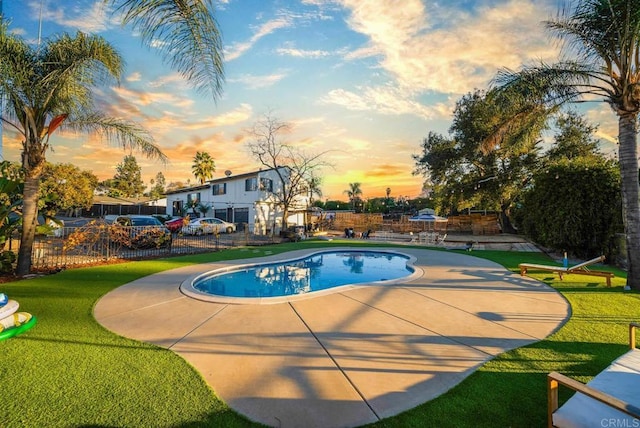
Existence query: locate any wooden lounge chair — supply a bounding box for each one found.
[547,323,640,427]
[519,255,614,287]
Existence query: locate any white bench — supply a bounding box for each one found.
[548,323,640,427]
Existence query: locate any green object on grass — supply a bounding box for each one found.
[0,314,36,341]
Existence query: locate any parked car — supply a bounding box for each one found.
[111,215,172,249]
[183,217,236,235]
[164,216,187,233]
[151,213,172,223]
[150,214,186,233]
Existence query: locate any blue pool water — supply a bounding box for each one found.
[192,250,414,298]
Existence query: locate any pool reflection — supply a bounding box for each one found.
[194,251,412,298]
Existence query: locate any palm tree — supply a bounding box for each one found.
[344,182,363,211]
[0,26,166,275]
[308,174,323,205]
[192,151,216,184]
[106,0,225,98]
[495,0,640,289]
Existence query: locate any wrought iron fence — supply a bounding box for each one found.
[6,224,280,272]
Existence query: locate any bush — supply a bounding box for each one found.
[515,158,622,258]
[0,250,16,273]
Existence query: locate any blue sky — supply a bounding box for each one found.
[2,0,619,200]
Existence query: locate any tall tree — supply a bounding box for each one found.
[39,163,98,217]
[112,155,145,198]
[413,89,551,230]
[545,111,601,162]
[246,113,330,230]
[344,183,363,211]
[0,26,165,275]
[495,0,640,289]
[149,172,166,200]
[165,181,188,192]
[516,111,621,257]
[192,151,216,184]
[106,0,225,98]
[307,173,323,205]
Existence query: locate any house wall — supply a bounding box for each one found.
[165,168,308,235]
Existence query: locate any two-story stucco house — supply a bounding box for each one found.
[164,167,309,235]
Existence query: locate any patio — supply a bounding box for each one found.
[94,247,569,427]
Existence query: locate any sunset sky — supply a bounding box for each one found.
[1,0,620,200]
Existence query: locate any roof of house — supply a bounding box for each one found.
[164,167,286,195]
[93,195,156,205]
[164,183,210,195]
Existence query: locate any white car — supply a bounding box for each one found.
[184,217,236,235]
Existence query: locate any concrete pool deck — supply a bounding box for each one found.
[94,247,570,427]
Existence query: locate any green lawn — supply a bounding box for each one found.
[0,241,636,427]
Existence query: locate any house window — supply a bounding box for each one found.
[187,192,200,204]
[260,178,273,192]
[212,183,226,195]
[172,200,183,216]
[245,178,258,191]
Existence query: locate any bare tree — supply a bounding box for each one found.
[246,113,331,232]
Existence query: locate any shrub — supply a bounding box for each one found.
[515,158,622,258]
[0,250,16,273]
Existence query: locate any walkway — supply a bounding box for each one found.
[94,247,569,428]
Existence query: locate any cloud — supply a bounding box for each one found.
[342,137,371,152]
[30,0,111,33]
[584,104,619,155]
[343,45,381,60]
[181,104,254,130]
[319,84,451,119]
[146,73,193,94]
[1,130,23,152]
[229,73,288,89]
[364,163,408,179]
[225,16,293,61]
[68,127,252,184]
[338,0,560,95]
[126,72,142,82]
[321,160,420,198]
[276,47,331,58]
[111,86,194,109]
[317,0,559,120]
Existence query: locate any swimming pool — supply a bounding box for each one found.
[181,250,418,303]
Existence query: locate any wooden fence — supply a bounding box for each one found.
[329,212,499,235]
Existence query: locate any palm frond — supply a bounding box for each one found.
[108,0,224,99]
[0,24,38,122]
[493,61,609,106]
[541,0,640,112]
[546,0,640,67]
[67,112,168,163]
[39,31,124,115]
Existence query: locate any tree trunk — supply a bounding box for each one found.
[282,206,289,232]
[16,176,40,276]
[499,204,517,234]
[618,114,640,290]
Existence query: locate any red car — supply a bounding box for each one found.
[164,216,187,233]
